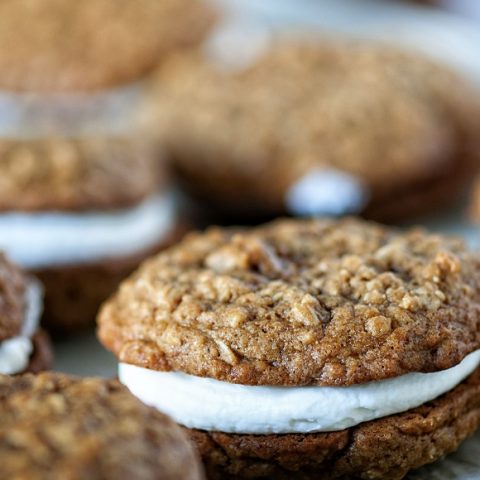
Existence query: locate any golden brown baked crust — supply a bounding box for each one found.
[0,253,28,340]
[0,0,216,91]
[0,372,204,480]
[189,368,480,479]
[0,137,162,212]
[98,218,480,386]
[38,222,189,333]
[152,40,479,219]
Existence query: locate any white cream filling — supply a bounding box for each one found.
[204,19,272,72]
[0,193,176,269]
[119,350,480,434]
[286,167,369,217]
[0,280,43,375]
[0,82,143,138]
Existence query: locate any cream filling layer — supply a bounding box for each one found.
[286,168,369,217]
[0,82,142,138]
[0,280,43,375]
[0,193,176,269]
[119,350,480,434]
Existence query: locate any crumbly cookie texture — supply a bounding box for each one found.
[98,218,480,386]
[0,137,162,212]
[0,253,27,341]
[0,373,204,480]
[189,368,480,480]
[152,41,479,217]
[0,0,216,91]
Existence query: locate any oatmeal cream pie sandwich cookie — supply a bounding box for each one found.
[0,372,204,480]
[0,253,52,376]
[0,0,216,332]
[0,141,185,333]
[153,39,480,222]
[99,218,480,479]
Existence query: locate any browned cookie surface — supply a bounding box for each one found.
[98,218,480,386]
[0,0,216,91]
[39,220,189,333]
[0,372,204,480]
[0,253,28,341]
[152,40,479,220]
[188,368,480,480]
[0,137,163,212]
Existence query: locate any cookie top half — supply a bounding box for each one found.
[0,138,163,212]
[153,40,479,217]
[0,373,204,480]
[0,0,215,92]
[98,218,480,387]
[0,253,27,341]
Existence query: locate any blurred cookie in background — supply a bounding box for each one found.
[0,373,204,480]
[0,0,216,93]
[0,140,186,333]
[99,217,480,479]
[150,38,479,223]
[0,253,52,375]
[0,0,215,332]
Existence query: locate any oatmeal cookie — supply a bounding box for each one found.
[99,218,480,386]
[152,40,479,221]
[0,373,204,479]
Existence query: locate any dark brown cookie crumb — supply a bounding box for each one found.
[99,218,480,386]
[24,330,53,374]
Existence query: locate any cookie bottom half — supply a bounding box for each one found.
[188,368,480,480]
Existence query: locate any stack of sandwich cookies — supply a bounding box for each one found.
[0,138,182,332]
[153,40,479,222]
[0,0,216,331]
[99,218,480,479]
[0,254,51,375]
[0,372,204,480]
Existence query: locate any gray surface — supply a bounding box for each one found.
[54,331,116,378]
